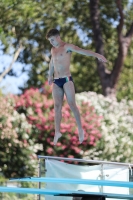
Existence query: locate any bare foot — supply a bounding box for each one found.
[78,129,84,144]
[53,132,62,145]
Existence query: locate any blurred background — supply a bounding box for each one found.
[0,0,133,199]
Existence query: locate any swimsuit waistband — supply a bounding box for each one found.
[54,75,72,79]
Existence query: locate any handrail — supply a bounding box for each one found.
[38,155,133,167]
[0,187,133,199]
[9,177,133,188]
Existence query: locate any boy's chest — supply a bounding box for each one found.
[52,47,67,59]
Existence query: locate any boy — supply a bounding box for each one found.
[46,29,107,145]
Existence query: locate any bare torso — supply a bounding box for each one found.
[51,43,72,78]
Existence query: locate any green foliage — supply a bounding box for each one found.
[76,92,133,162]
[0,0,133,99]
[0,95,36,178]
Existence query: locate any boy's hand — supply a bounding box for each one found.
[48,76,53,85]
[97,55,107,63]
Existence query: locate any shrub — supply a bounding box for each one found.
[0,96,36,178]
[76,92,133,162]
[14,83,102,159]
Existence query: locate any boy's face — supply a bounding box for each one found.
[48,35,59,47]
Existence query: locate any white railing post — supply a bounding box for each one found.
[37,158,41,200]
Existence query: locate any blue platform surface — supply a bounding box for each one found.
[10,177,133,188]
[0,187,133,199]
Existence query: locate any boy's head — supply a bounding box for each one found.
[46,29,60,47]
[46,29,60,39]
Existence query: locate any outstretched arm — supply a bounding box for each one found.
[48,57,54,85]
[66,44,107,62]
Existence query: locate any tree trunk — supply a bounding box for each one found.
[0,44,22,83]
[89,0,133,98]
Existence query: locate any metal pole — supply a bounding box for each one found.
[38,155,133,167]
[37,158,41,200]
[98,164,104,193]
[101,164,104,193]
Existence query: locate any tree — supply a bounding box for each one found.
[0,95,36,178]
[89,0,133,97]
[0,0,133,99]
[14,82,102,158]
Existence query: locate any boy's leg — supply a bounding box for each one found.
[52,83,64,145]
[63,81,84,143]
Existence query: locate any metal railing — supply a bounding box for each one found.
[38,155,133,166]
[37,155,133,200]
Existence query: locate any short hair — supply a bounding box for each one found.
[46,29,60,39]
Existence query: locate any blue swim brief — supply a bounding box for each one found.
[53,76,74,88]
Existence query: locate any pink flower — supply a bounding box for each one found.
[28,116,37,121]
[56,142,62,147]
[40,116,46,123]
[88,125,94,129]
[35,103,42,108]
[7,122,12,128]
[60,129,66,133]
[68,155,74,158]
[36,124,43,130]
[62,145,67,150]
[27,99,32,106]
[35,108,42,113]
[46,147,53,154]
[71,136,77,141]
[46,138,51,143]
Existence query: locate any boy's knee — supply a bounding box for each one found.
[54,104,62,110]
[68,101,76,108]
